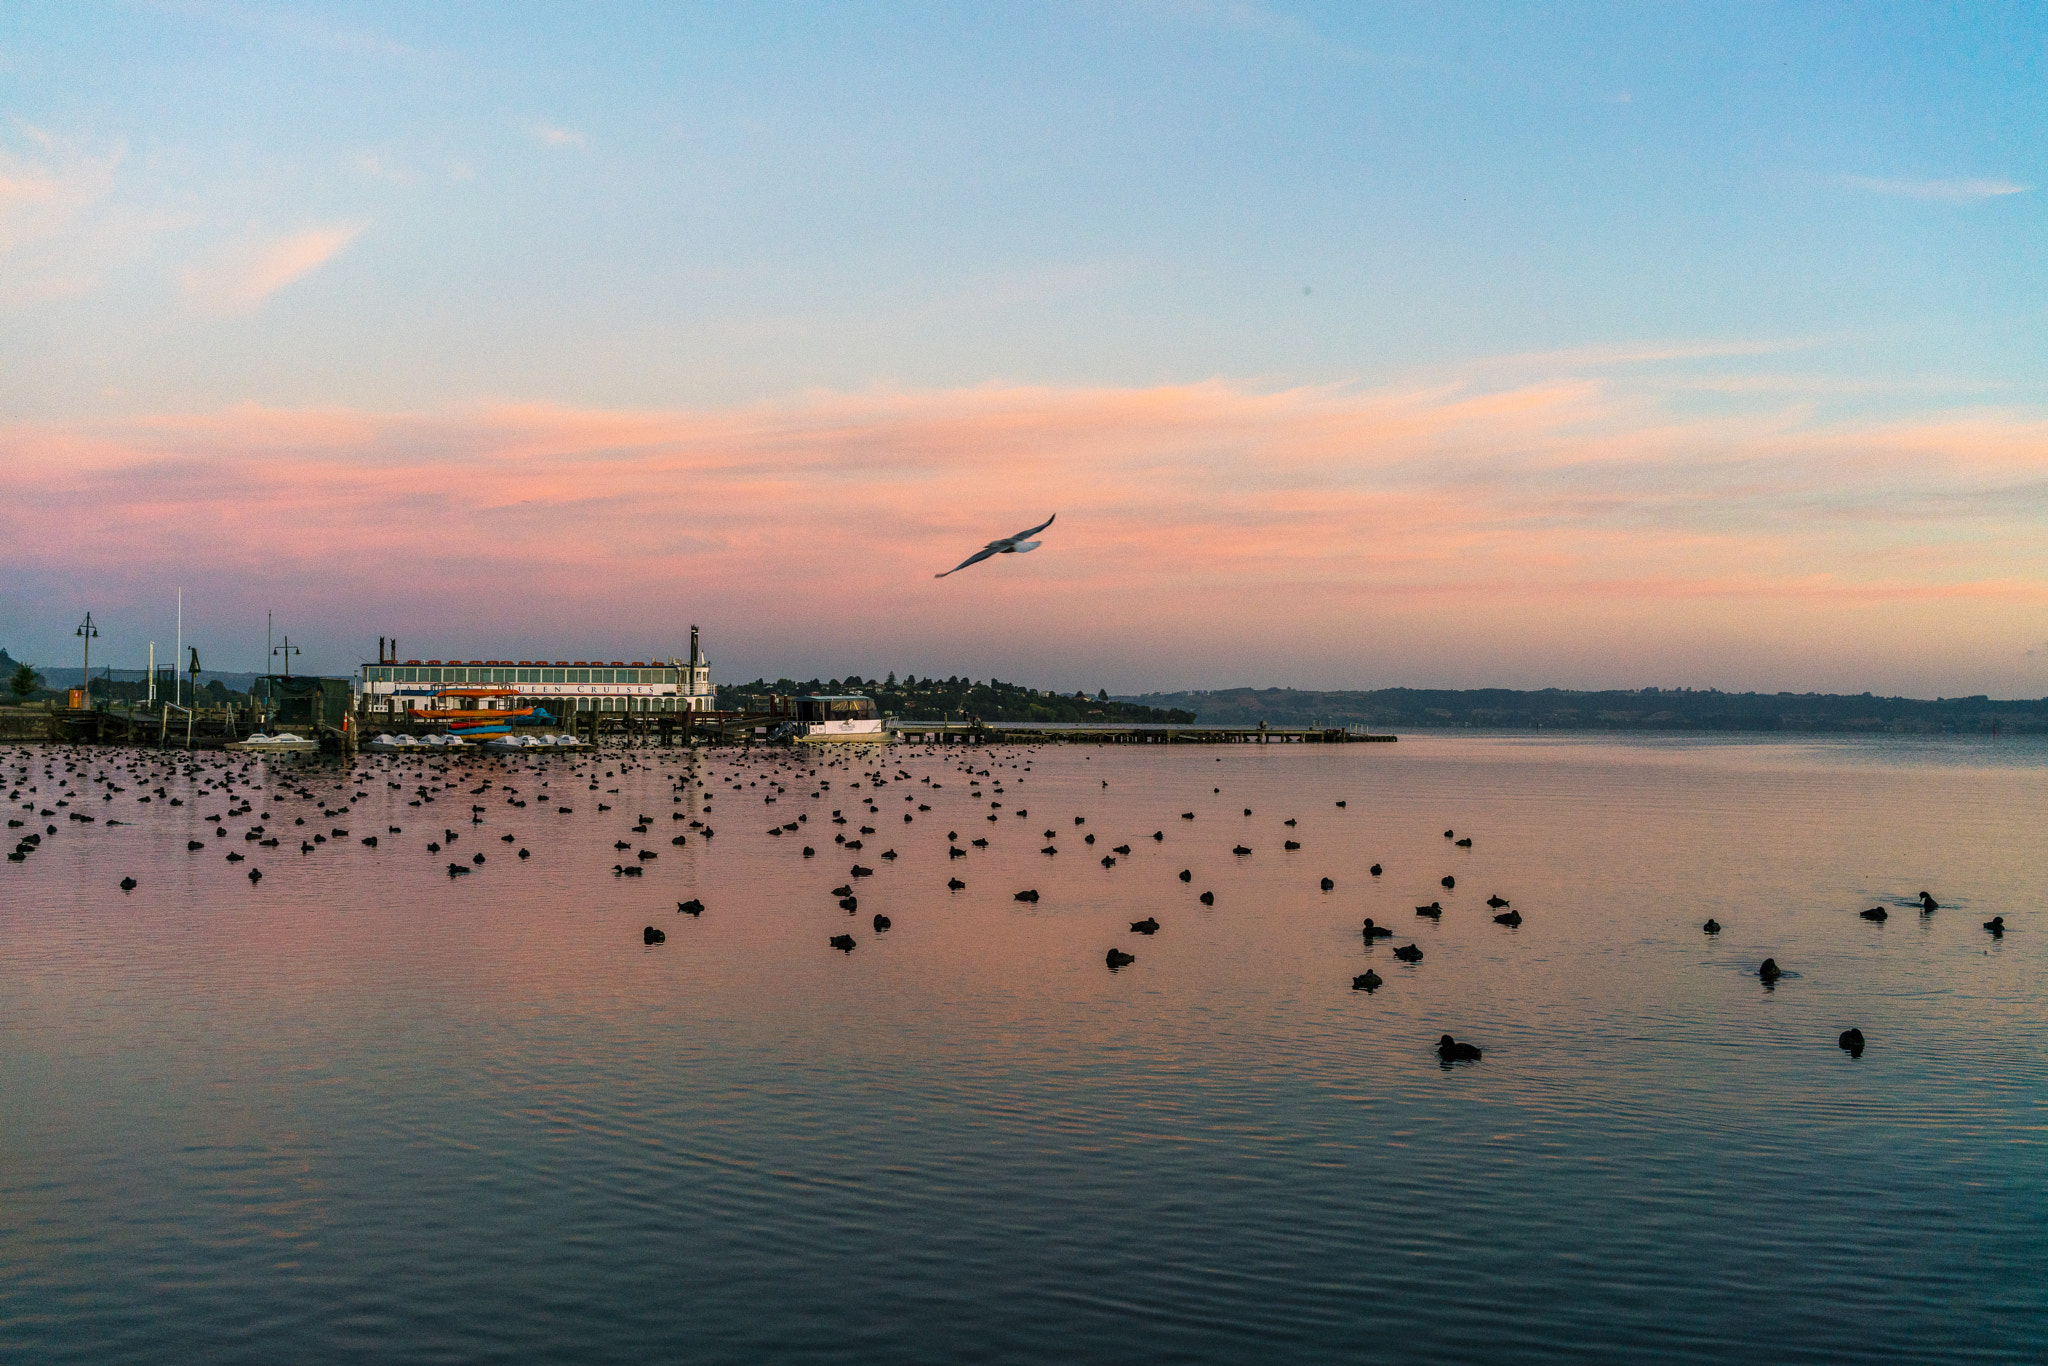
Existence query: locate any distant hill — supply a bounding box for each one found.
[31,666,263,692]
[1115,686,2048,734]
[0,649,263,705]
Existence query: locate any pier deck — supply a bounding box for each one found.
[893,721,1395,744]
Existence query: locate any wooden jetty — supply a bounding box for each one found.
[12,700,1395,752]
[893,721,1395,745]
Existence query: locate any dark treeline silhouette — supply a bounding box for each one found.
[716,674,1194,724]
[1116,686,2048,734]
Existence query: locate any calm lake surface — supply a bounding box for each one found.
[3,733,2044,1363]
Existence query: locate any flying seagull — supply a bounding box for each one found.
[934,514,1056,578]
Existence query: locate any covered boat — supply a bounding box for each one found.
[780,695,887,743]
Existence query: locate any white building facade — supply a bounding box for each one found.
[357,626,715,715]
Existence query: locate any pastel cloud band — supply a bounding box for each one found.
[4,381,2043,690]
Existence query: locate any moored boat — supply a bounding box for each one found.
[779,695,888,743]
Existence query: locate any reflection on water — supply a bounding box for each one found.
[2,734,2044,1363]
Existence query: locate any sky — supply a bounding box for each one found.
[2,1,2043,697]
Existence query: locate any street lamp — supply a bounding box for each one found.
[273,637,300,680]
[75,612,98,708]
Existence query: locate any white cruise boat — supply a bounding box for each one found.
[783,695,888,743]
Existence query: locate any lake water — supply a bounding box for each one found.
[3,733,2044,1363]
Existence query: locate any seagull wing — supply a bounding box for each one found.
[934,515,1055,577]
[935,543,1004,578]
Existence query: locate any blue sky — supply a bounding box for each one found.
[3,3,2043,694]
[7,2,2039,416]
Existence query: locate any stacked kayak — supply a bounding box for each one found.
[446,707,554,740]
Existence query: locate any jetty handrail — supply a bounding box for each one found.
[161,702,194,749]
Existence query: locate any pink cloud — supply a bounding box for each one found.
[180,222,368,314]
[3,381,2044,693]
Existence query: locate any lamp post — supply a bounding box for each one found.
[75,612,98,708]
[273,637,300,680]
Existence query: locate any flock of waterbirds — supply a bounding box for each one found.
[8,738,2011,1069]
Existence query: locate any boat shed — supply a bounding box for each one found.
[255,675,355,730]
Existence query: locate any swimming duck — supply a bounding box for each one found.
[1437,1034,1482,1062]
[678,899,705,916]
[1361,918,1392,940]
[872,914,891,931]
[1493,909,1522,926]
[1860,906,1888,921]
[1393,944,1424,963]
[830,934,856,951]
[1984,915,2004,936]
[643,926,665,945]
[1352,970,1382,992]
[1838,1028,1864,1056]
[1702,918,1721,933]
[1370,864,1382,876]
[1415,902,1442,918]
[1105,948,1135,969]
[1485,895,1510,909]
[1199,891,1215,906]
[1320,877,1334,891]
[1179,869,1192,882]
[1758,958,1781,982]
